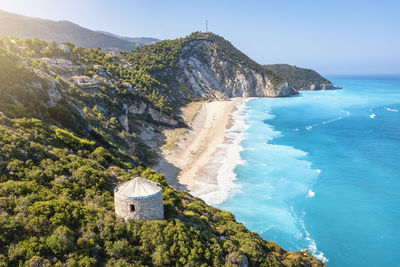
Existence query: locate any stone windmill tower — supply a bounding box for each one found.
[114,177,164,221]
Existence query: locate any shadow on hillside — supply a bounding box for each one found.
[153,153,189,192]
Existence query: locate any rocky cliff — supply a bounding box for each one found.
[122,32,340,110]
[121,32,303,111]
[176,36,295,99]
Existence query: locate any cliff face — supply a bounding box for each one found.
[293,81,339,91]
[299,81,340,91]
[120,32,338,110]
[176,39,294,99]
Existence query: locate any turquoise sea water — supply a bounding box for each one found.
[217,76,400,266]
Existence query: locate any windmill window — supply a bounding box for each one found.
[130,204,135,212]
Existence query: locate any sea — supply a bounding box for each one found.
[200,75,400,266]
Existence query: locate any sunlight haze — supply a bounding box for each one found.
[1,0,399,75]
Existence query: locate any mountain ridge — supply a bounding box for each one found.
[113,31,338,111]
[0,9,157,51]
[0,9,338,93]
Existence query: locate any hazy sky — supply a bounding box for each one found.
[1,0,399,75]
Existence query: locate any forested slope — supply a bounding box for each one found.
[0,36,325,266]
[264,64,339,91]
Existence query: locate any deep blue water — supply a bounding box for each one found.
[217,76,400,266]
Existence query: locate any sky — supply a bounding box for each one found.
[1,0,399,75]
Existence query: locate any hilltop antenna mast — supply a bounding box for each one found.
[206,20,208,32]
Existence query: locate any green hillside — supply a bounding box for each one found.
[264,64,338,91]
[0,36,325,266]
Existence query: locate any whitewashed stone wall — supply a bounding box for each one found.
[114,190,164,221]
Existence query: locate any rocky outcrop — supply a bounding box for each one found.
[225,252,249,267]
[119,114,129,132]
[128,102,147,114]
[122,100,178,127]
[148,107,178,126]
[239,255,248,267]
[296,82,341,91]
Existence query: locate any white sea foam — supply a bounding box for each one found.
[369,114,376,119]
[290,206,328,263]
[199,99,327,261]
[385,107,399,112]
[259,225,275,234]
[307,189,315,198]
[305,110,351,130]
[194,100,249,205]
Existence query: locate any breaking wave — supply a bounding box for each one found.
[194,100,249,205]
[291,206,329,263]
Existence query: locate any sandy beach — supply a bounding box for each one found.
[155,98,245,192]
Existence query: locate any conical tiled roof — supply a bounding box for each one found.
[115,177,162,198]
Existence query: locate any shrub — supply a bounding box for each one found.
[47,226,75,256]
[55,128,95,150]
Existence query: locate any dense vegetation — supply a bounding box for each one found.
[75,46,173,113]
[0,36,325,266]
[0,115,323,266]
[264,64,334,90]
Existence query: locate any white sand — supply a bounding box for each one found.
[156,98,245,191]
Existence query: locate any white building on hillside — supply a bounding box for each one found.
[41,58,73,66]
[71,75,91,84]
[41,57,57,65]
[56,59,73,66]
[114,177,164,221]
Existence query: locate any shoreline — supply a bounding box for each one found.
[155,97,248,198]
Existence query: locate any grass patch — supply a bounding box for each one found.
[179,101,202,125]
[161,101,202,151]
